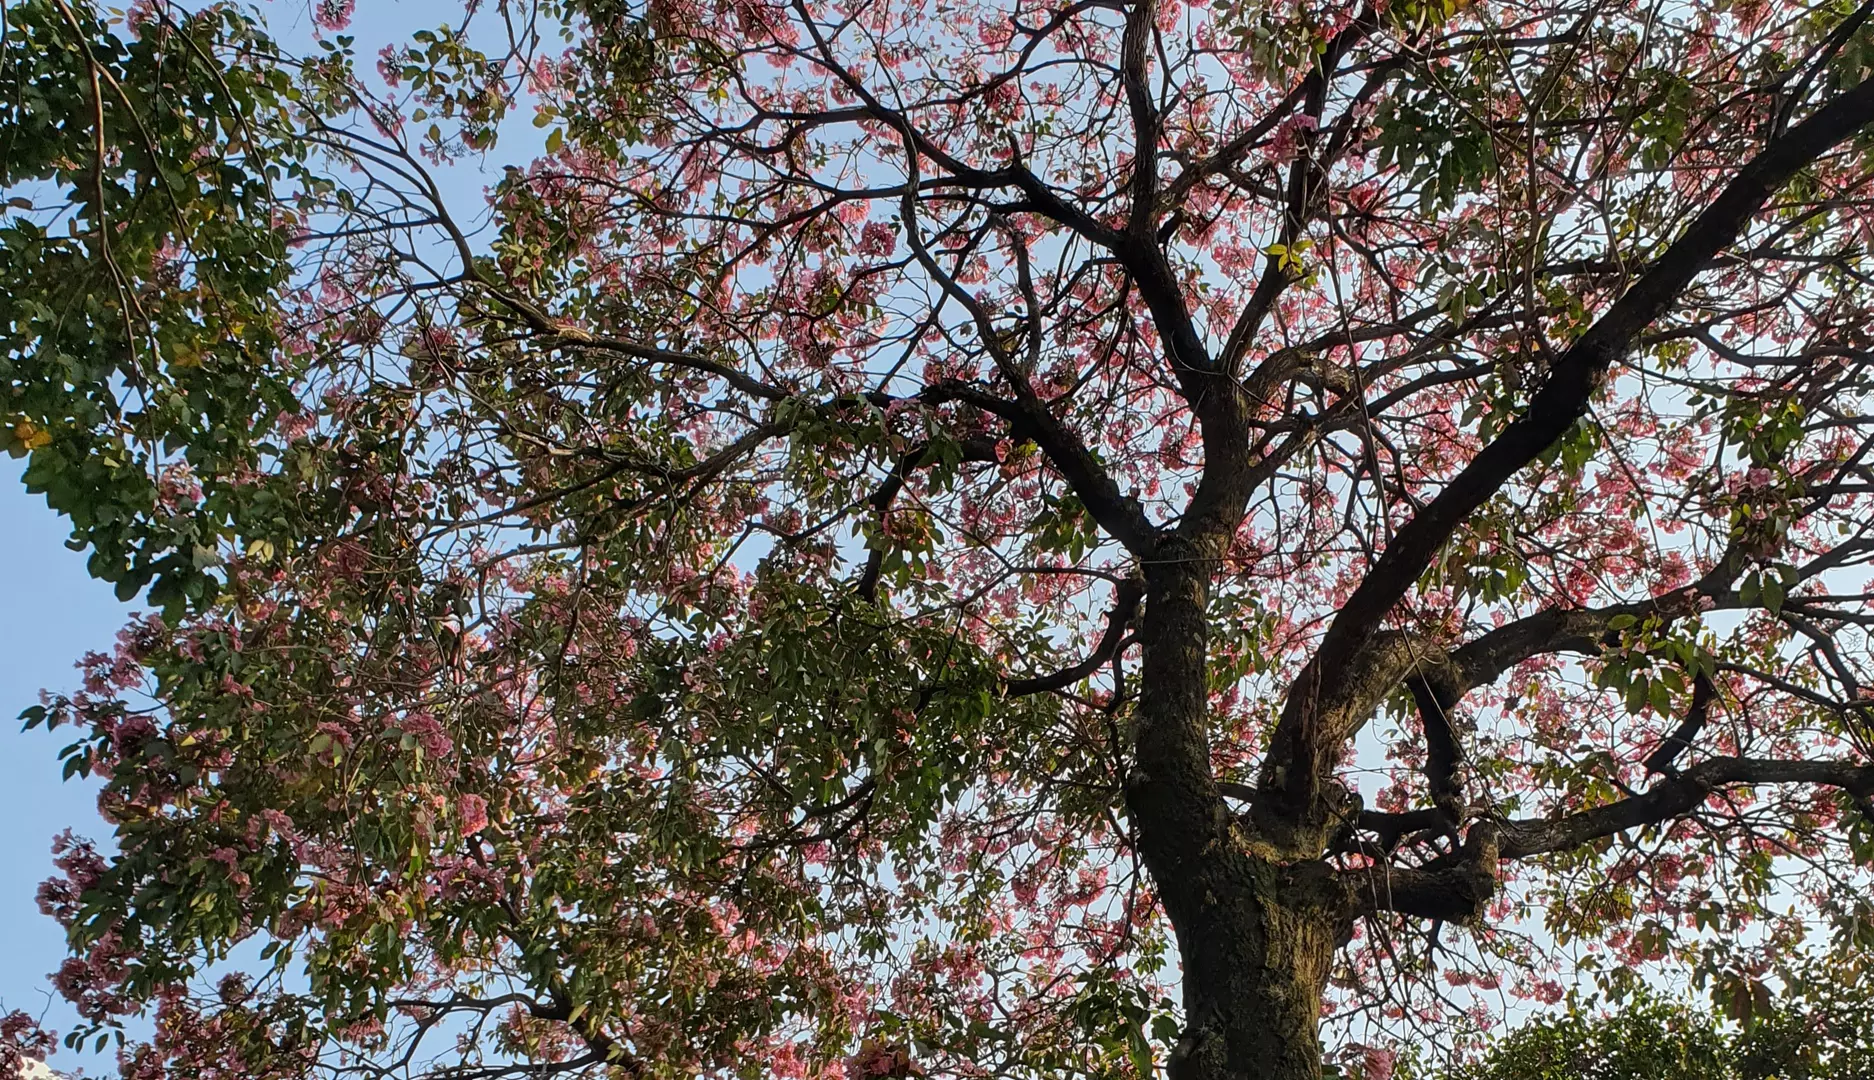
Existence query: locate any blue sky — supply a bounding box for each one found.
[0,473,130,1064]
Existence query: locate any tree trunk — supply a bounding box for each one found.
[1160,851,1343,1080]
[1127,550,1346,1080]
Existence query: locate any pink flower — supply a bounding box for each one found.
[1267,114,1318,164]
[377,45,402,87]
[394,712,454,758]
[848,1040,913,1078]
[313,0,354,31]
[457,793,490,835]
[0,1010,56,1076]
[275,409,317,442]
[124,0,159,37]
[857,220,897,257]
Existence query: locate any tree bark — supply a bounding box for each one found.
[1160,851,1343,1080]
[1127,547,1348,1080]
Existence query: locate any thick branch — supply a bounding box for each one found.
[1344,824,1499,920]
[927,380,1157,553]
[1405,672,1465,821]
[1120,0,1160,239]
[1351,755,1874,915]
[1642,673,1717,775]
[1308,76,1874,682]
[1496,756,1874,859]
[890,154,1159,556]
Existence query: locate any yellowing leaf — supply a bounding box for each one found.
[13,419,51,450]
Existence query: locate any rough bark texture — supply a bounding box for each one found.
[1160,854,1344,1080]
[1128,545,1353,1080]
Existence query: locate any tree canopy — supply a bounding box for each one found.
[1435,953,1874,1080]
[5,0,1874,1077]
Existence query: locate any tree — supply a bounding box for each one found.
[4,0,1874,1077]
[1446,997,1734,1080]
[1438,951,1874,1080]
